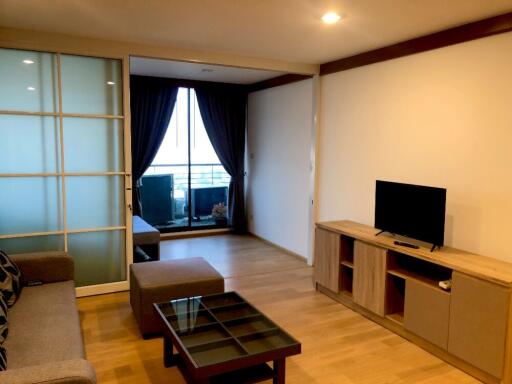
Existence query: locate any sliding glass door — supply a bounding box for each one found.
[143,87,230,232]
[0,48,130,293]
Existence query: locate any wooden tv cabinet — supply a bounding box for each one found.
[314,220,512,384]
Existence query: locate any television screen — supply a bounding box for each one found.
[375,180,446,247]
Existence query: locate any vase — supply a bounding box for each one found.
[214,217,228,226]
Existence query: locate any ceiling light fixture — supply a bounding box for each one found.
[107,81,115,85]
[322,12,341,24]
[22,59,34,64]
[27,86,36,91]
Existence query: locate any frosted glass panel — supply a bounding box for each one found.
[61,55,122,115]
[0,235,64,254]
[0,48,58,112]
[68,230,125,287]
[66,176,124,229]
[64,118,123,172]
[0,115,60,173]
[0,177,62,235]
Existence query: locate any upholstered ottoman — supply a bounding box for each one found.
[130,257,224,337]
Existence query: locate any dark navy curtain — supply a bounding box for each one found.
[130,75,179,216]
[195,85,247,233]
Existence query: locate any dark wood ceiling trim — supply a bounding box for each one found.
[130,74,246,90]
[248,73,313,93]
[320,11,512,76]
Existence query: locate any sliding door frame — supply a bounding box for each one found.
[0,45,133,297]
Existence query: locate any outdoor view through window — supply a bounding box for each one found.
[142,88,230,231]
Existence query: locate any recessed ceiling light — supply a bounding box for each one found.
[322,12,341,24]
[27,86,36,91]
[107,81,115,85]
[22,59,34,64]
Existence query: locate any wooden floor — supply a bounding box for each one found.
[78,235,480,384]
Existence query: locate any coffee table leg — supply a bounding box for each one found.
[273,358,286,384]
[163,335,175,367]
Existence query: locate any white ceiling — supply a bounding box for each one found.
[130,57,284,84]
[0,1,511,65]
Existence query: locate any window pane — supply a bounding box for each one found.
[0,177,63,235]
[66,176,124,230]
[190,165,229,228]
[64,118,123,172]
[0,48,58,112]
[0,115,60,173]
[0,235,64,254]
[61,55,122,115]
[189,89,229,229]
[68,230,125,287]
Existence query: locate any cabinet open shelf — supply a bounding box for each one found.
[387,251,451,289]
[340,265,353,297]
[385,274,405,325]
[340,260,353,268]
[387,268,442,288]
[339,235,354,264]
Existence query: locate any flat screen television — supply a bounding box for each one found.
[375,180,446,250]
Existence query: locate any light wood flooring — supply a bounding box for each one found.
[78,235,480,384]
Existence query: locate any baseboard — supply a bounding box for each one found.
[248,232,307,262]
[160,228,231,240]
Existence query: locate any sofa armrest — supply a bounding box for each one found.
[10,251,74,284]
[0,359,96,384]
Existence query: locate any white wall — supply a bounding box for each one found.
[247,79,314,258]
[318,32,512,261]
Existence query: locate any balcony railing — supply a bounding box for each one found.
[141,163,229,229]
[144,163,230,190]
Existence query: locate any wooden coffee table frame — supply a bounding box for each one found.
[154,292,301,384]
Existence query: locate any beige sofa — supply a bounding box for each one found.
[0,252,96,384]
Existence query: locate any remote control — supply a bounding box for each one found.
[393,241,420,249]
[26,280,43,286]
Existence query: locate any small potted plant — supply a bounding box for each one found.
[212,202,228,225]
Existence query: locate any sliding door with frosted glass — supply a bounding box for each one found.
[0,48,129,292]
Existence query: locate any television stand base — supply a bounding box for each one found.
[375,230,395,237]
[430,244,440,252]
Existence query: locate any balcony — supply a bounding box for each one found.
[141,163,230,231]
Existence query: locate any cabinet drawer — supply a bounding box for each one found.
[353,241,387,316]
[404,279,450,349]
[448,271,510,378]
[314,228,340,292]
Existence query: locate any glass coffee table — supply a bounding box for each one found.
[154,291,301,384]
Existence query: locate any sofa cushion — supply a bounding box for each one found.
[0,293,7,343]
[10,251,74,285]
[3,281,84,369]
[0,345,6,371]
[0,250,22,307]
[0,358,96,383]
[133,215,160,245]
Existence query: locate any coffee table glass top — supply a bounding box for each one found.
[155,291,300,368]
